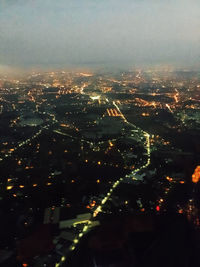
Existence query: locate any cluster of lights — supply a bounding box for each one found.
[55,100,151,267]
[106,108,121,117]
[192,166,200,183]
[0,91,152,267]
[0,112,58,163]
[113,101,128,123]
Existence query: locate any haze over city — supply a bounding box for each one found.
[0,1,200,267]
[1,0,200,71]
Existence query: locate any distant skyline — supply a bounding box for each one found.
[0,0,200,72]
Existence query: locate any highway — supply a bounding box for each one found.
[1,93,151,266]
[55,97,151,267]
[0,112,57,163]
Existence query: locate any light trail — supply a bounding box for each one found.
[113,101,128,123]
[1,92,151,267]
[0,113,58,162]
[113,108,119,117]
[80,83,87,94]
[110,109,115,117]
[174,89,179,103]
[56,99,151,267]
[0,129,42,162]
[106,108,111,116]
[166,104,173,113]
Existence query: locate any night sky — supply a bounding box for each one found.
[0,0,200,70]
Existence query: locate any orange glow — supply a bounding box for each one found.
[107,109,111,116]
[25,166,33,170]
[19,185,24,188]
[112,109,116,116]
[166,176,173,182]
[71,180,75,183]
[113,109,120,116]
[6,186,13,190]
[174,94,178,103]
[192,166,200,183]
[110,109,115,116]
[179,180,185,184]
[109,141,114,147]
[33,184,37,187]
[141,113,150,117]
[22,263,28,267]
[96,179,100,183]
[98,161,101,165]
[88,200,96,208]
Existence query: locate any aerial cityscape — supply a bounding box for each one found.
[0,69,200,266]
[0,0,200,267]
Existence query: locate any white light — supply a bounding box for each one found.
[90,95,100,100]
